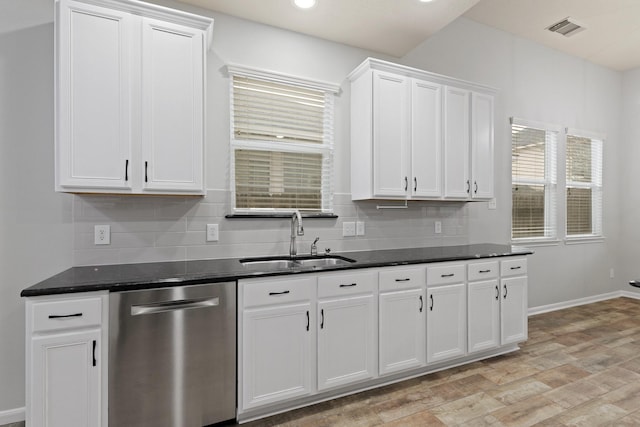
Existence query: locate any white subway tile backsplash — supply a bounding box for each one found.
[72,189,470,266]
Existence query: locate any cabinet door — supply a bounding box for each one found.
[372,71,410,198]
[468,279,500,353]
[318,294,376,390]
[379,289,426,375]
[411,80,442,198]
[471,92,494,199]
[501,276,528,345]
[241,302,313,410]
[443,86,470,199]
[427,283,466,363]
[56,0,132,190]
[30,330,101,427]
[141,18,204,193]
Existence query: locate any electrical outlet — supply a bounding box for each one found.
[488,198,497,210]
[206,224,219,242]
[94,225,110,245]
[343,222,356,237]
[356,221,365,236]
[434,221,442,234]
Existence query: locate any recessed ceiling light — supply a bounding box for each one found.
[293,0,317,9]
[419,0,435,2]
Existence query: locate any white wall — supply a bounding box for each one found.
[402,18,623,308]
[0,24,74,416]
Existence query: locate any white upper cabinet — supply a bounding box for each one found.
[55,0,212,195]
[349,58,495,202]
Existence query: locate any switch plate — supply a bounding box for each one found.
[356,221,365,236]
[434,221,442,234]
[488,198,497,210]
[206,224,219,242]
[343,222,356,237]
[94,225,110,245]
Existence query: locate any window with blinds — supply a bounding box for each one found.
[511,119,558,240]
[229,71,336,213]
[566,132,603,237]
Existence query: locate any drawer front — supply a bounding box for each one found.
[242,276,316,308]
[501,258,528,277]
[31,296,103,333]
[379,266,425,292]
[426,263,466,286]
[468,261,499,281]
[318,270,377,298]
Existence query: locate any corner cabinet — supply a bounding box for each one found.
[26,292,109,427]
[55,0,212,195]
[349,58,495,202]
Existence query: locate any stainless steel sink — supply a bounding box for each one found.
[239,255,355,270]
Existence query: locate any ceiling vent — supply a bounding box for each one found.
[547,17,586,37]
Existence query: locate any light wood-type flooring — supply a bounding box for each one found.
[238,297,640,427]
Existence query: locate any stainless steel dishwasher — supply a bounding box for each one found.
[109,282,236,427]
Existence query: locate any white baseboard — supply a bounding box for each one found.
[528,290,640,316]
[0,407,25,424]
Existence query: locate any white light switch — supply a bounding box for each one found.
[356,221,365,236]
[434,221,442,234]
[343,222,356,237]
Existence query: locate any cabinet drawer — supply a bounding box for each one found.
[501,258,527,277]
[468,261,499,281]
[379,266,425,291]
[318,270,377,298]
[242,276,315,308]
[31,296,103,333]
[426,263,465,286]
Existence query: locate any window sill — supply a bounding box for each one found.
[226,213,338,219]
[511,239,561,247]
[564,236,605,245]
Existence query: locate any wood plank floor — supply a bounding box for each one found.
[238,297,640,427]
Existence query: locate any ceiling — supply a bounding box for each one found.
[2,0,639,71]
[177,0,640,71]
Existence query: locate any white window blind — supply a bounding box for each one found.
[566,130,603,237]
[228,69,336,213]
[511,118,558,240]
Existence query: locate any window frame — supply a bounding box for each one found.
[564,128,604,241]
[226,64,340,215]
[510,117,560,244]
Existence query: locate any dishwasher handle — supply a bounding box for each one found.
[131,297,220,316]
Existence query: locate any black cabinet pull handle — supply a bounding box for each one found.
[269,290,290,296]
[495,285,499,300]
[466,180,470,194]
[320,309,324,329]
[92,340,97,367]
[340,283,357,288]
[479,269,491,274]
[395,278,411,282]
[404,176,408,191]
[504,284,508,299]
[419,295,424,313]
[145,161,148,182]
[510,266,522,270]
[429,294,434,311]
[474,181,478,194]
[414,177,417,192]
[441,273,454,278]
[125,159,129,181]
[48,313,82,319]
[306,310,309,331]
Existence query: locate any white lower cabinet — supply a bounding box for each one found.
[317,270,377,391]
[239,276,315,410]
[378,266,426,375]
[427,283,467,363]
[500,258,529,345]
[467,261,500,353]
[26,292,108,427]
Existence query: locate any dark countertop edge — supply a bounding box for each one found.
[21,244,534,297]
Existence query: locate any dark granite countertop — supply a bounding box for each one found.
[21,243,533,297]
